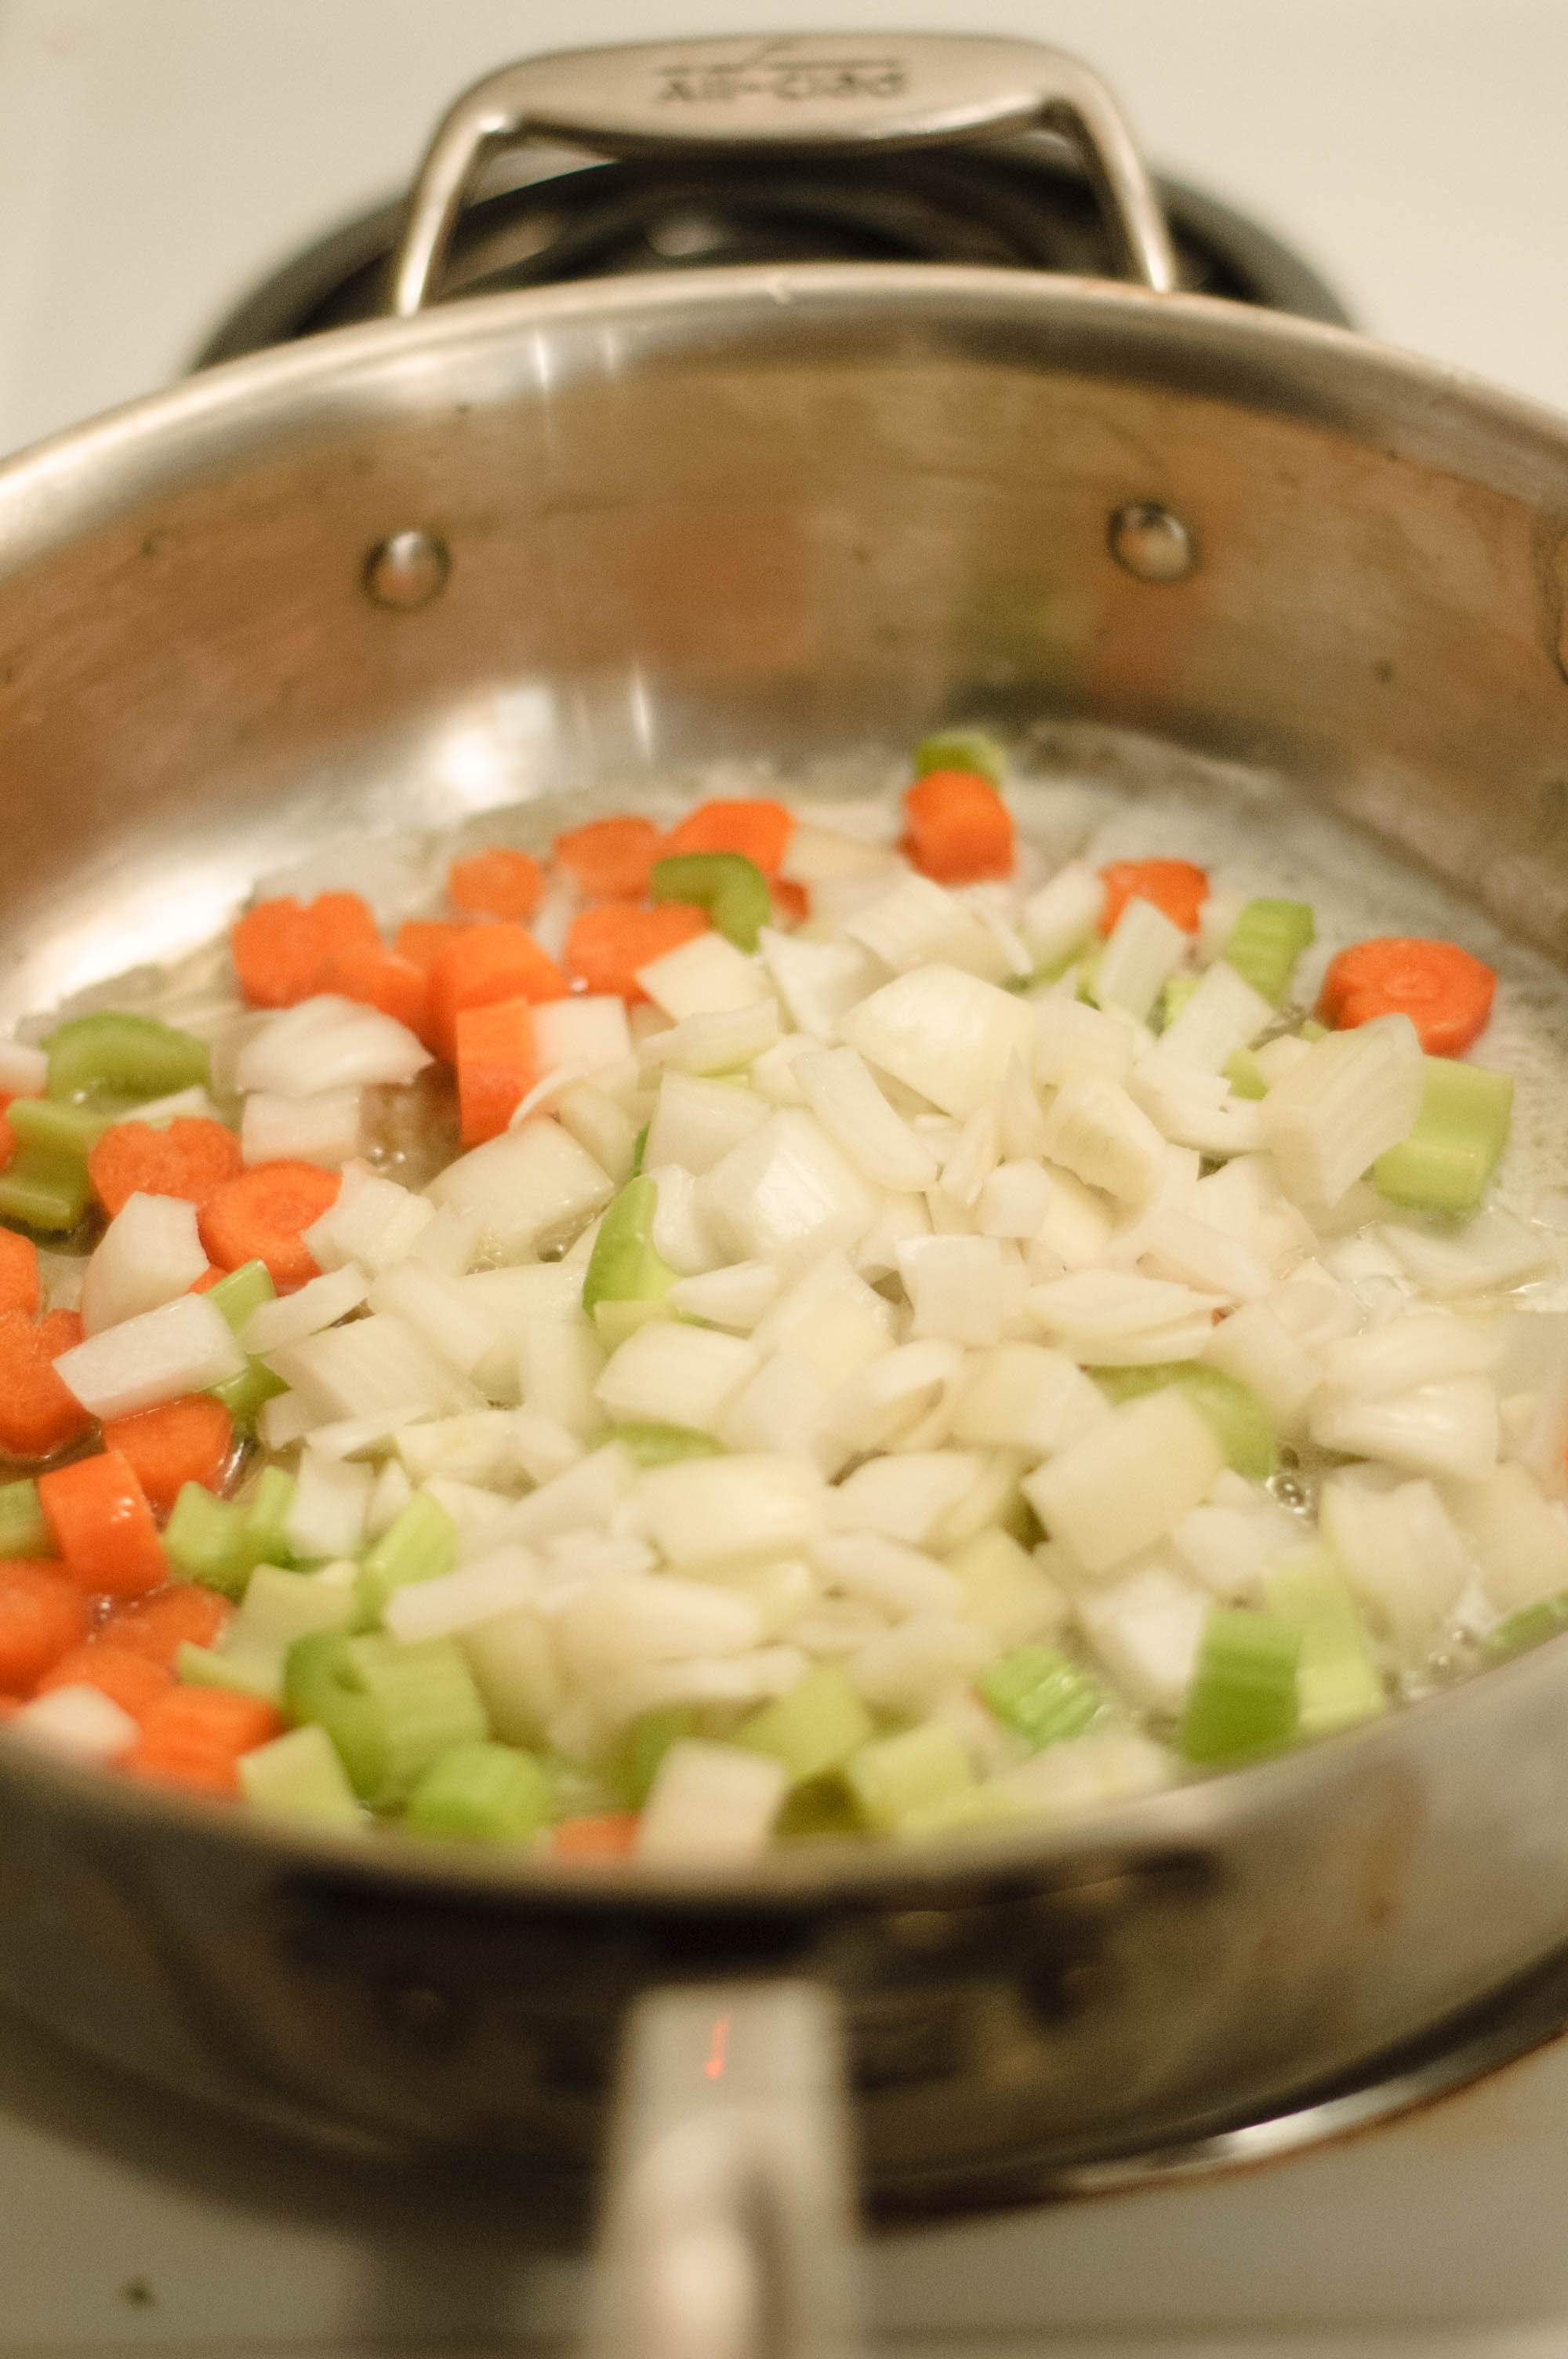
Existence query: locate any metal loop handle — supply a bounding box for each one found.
[388,31,1178,315]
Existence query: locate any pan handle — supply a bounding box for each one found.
[387,31,1178,315]
[584,1979,860,2359]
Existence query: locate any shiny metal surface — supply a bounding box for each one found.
[1105,500,1199,583]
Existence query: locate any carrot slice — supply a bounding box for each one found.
[553,1810,640,1860]
[103,1581,230,1666]
[0,1307,92,1460]
[771,879,810,927]
[0,1230,41,1319]
[664,798,793,878]
[448,847,543,921]
[122,1687,283,1797]
[564,902,708,1001]
[38,1641,172,1722]
[1098,859,1210,936]
[554,816,665,902]
[1318,936,1497,1057]
[101,1397,234,1517]
[189,1266,225,1294]
[199,1160,339,1291]
[38,1450,167,1598]
[318,939,430,1039]
[454,998,537,1148]
[87,1116,242,1220]
[394,919,467,974]
[230,893,379,1009]
[903,769,1014,884]
[427,925,568,1059]
[0,1561,91,1692]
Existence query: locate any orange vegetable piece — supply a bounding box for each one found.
[554,816,665,902]
[771,879,810,927]
[0,1561,91,1692]
[87,1116,242,1219]
[319,939,430,1039]
[564,902,708,1001]
[189,1266,224,1294]
[0,1307,92,1460]
[0,1229,40,1318]
[553,1811,641,1860]
[38,1641,172,1723]
[199,1160,339,1291]
[454,998,537,1147]
[427,924,568,1059]
[1098,858,1209,936]
[230,892,379,1009]
[903,769,1015,884]
[664,798,793,878]
[394,919,467,973]
[122,1687,283,1797]
[101,1396,235,1517]
[1318,936,1497,1058]
[448,847,543,921]
[103,1582,230,1667]
[39,1450,167,1598]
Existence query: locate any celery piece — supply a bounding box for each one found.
[1299,1017,1328,1042]
[205,1258,276,1337]
[0,1478,50,1558]
[1263,1547,1385,1735]
[239,1723,365,1830]
[609,1705,694,1808]
[980,1645,1106,1750]
[630,1121,649,1179]
[211,1357,287,1434]
[1373,1056,1513,1218]
[844,1724,976,1834]
[777,1780,862,1841]
[1094,1364,1278,1481]
[234,1563,356,1656]
[609,1421,724,1469]
[7,1096,114,1161]
[1159,973,1201,1030]
[356,1493,459,1629]
[176,1640,283,1703]
[581,1176,676,1314]
[735,1663,874,1788]
[1178,1606,1300,1764]
[650,852,771,954]
[45,1011,209,1104]
[404,1739,551,1842]
[1483,1588,1568,1661]
[240,1466,297,1567]
[1223,900,1316,1006]
[0,1148,93,1232]
[164,1483,252,1598]
[1225,1048,1268,1101]
[912,729,1007,787]
[1073,948,1103,1005]
[284,1631,488,1808]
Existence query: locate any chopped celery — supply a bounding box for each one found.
[1073,948,1103,1005]
[1223,900,1316,1005]
[212,1357,288,1434]
[980,1645,1106,1749]
[581,1176,675,1314]
[238,1723,365,1829]
[284,1631,488,1808]
[1225,1047,1268,1100]
[205,1258,276,1336]
[735,1663,874,1787]
[234,1563,357,1655]
[1094,1365,1278,1481]
[176,1640,283,1703]
[912,729,1007,786]
[650,852,771,954]
[1159,973,1201,1029]
[404,1739,551,1842]
[0,1147,93,1231]
[45,1011,209,1103]
[7,1096,114,1160]
[1373,1056,1512,1217]
[1178,1607,1300,1764]
[356,1493,459,1628]
[609,1705,695,1808]
[1263,1547,1385,1734]
[609,1421,724,1468]
[164,1484,252,1598]
[1483,1588,1568,1661]
[630,1121,649,1178]
[240,1466,296,1567]
[0,1478,50,1558]
[844,1723,976,1834]
[777,1780,862,1840]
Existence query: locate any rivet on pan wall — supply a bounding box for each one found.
[1107,502,1197,583]
[363,529,451,610]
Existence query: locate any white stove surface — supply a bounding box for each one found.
[4,2,1568,2352]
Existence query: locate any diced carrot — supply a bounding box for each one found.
[319,939,430,1040]
[199,1160,339,1291]
[38,1642,172,1722]
[564,902,709,1001]
[39,1449,167,1598]
[904,769,1014,884]
[553,1811,640,1861]
[454,998,536,1148]
[0,1229,40,1318]
[664,798,793,878]
[394,919,467,973]
[427,925,568,1059]
[122,1687,283,1797]
[0,1696,18,1721]
[0,1307,92,1460]
[103,1582,230,1667]
[190,1266,224,1294]
[771,879,810,927]
[87,1115,242,1220]
[230,892,379,1009]
[0,1561,91,1692]
[1318,936,1497,1057]
[554,816,665,901]
[101,1397,234,1517]
[448,847,543,921]
[1098,859,1209,936]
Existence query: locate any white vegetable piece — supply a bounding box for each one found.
[234,994,430,1093]
[394,1412,520,1487]
[518,1318,606,1439]
[594,1321,759,1433]
[10,1685,138,1763]
[241,1088,361,1169]
[81,1192,207,1337]
[644,1070,768,1175]
[304,1168,434,1275]
[1260,1013,1424,1209]
[639,999,780,1076]
[812,1531,964,1616]
[646,1163,725,1276]
[426,1118,615,1263]
[1252,1034,1314,1089]
[1032,1166,1117,1272]
[1320,1311,1498,1401]
[951,1343,1107,1456]
[1444,1463,1568,1612]
[285,1449,372,1561]
[1040,1075,1166,1204]
[750,1033,815,1105]
[482,1444,635,1550]
[990,1728,1174,1817]
[1017,861,1103,969]
[241,1263,371,1354]
[459,1606,561,1744]
[854,1190,931,1282]
[269,1311,481,1422]
[1092,897,1186,1023]
[1309,1376,1500,1484]
[840,962,1032,1119]
[937,1105,1001,1210]
[1076,1559,1209,1714]
[633,1454,824,1567]
[1202,1299,1322,1430]
[753,1253,896,1380]
[779,820,895,884]
[1024,1388,1225,1574]
[850,1615,996,1716]
[636,1739,787,1863]
[828,1452,986,1547]
[365,1263,497,1377]
[977,1159,1053,1240]
[720,1351,843,1470]
[667,1260,780,1331]
[1319,1470,1469,1660]
[793,1045,941,1191]
[0,1038,47,1096]
[125,1085,222,1129]
[1134,1207,1273,1304]
[830,1338,964,1455]
[757,927,880,1039]
[1034,1000,1137,1088]
[997,1051,1051,1159]
[256,1393,315,1450]
[510,1411,587,1487]
[407,1205,480,1278]
[55,1292,243,1419]
[531,994,632,1078]
[898,1234,1012,1347]
[1171,1495,1305,1600]
[1158,961,1272,1072]
[1381,1209,1551,1298]
[1131,1058,1265,1157]
[553,1578,765,1681]
[845,873,1009,981]
[636,931,773,1020]
[555,1083,641,1186]
[697,1109,876,1273]
[1025,1269,1219,1365]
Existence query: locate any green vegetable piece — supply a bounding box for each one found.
[238,1723,365,1830]
[1094,1364,1278,1481]
[582,1175,676,1314]
[649,852,771,954]
[45,1011,209,1104]
[1225,1048,1268,1100]
[777,1780,862,1841]
[979,1645,1106,1750]
[1223,899,1316,1006]
[1263,1547,1385,1735]
[609,1421,724,1469]
[1299,1017,1328,1042]
[1160,973,1201,1029]
[164,1484,252,1598]
[0,1149,93,1232]
[7,1096,114,1161]
[175,1641,283,1703]
[0,1478,50,1558]
[735,1663,874,1787]
[239,1465,296,1565]
[609,1705,695,1808]
[233,1562,356,1656]
[844,1723,976,1834]
[912,729,1007,787]
[355,1492,459,1629]
[1074,947,1103,1004]
[1373,1056,1513,1218]
[1483,1587,1568,1661]
[630,1121,649,1178]
[1178,1606,1301,1764]
[205,1259,276,1337]
[404,1739,551,1842]
[284,1631,488,1808]
[211,1356,288,1433]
